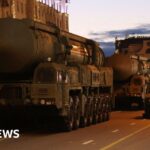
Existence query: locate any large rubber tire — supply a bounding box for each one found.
[80,116,87,128]
[87,96,94,126]
[87,116,93,126]
[73,96,80,130]
[105,112,110,121]
[73,118,80,130]
[102,112,107,122]
[92,114,98,124]
[98,113,103,123]
[80,94,88,127]
[63,97,74,131]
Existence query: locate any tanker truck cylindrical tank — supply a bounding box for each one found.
[0,18,58,73]
[0,18,105,74]
[67,44,89,65]
[106,54,139,81]
[0,19,36,73]
[67,42,104,66]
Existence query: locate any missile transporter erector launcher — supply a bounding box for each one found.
[106,36,150,112]
[0,18,113,130]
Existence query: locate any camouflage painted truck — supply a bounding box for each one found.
[0,18,113,130]
[106,36,150,111]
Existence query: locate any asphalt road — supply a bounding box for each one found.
[0,111,150,150]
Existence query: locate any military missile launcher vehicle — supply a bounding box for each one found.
[106,36,150,112]
[0,0,113,130]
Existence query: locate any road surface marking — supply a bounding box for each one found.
[100,124,150,150]
[82,140,94,145]
[130,122,136,126]
[112,129,119,133]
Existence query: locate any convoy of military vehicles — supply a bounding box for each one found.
[0,0,149,131]
[106,37,150,117]
[0,17,114,130]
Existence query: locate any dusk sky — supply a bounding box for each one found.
[68,0,150,55]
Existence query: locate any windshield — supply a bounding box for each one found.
[35,68,56,83]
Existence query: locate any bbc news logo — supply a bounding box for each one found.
[0,130,20,139]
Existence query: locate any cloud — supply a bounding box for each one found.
[89,24,150,56]
[89,24,150,40]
